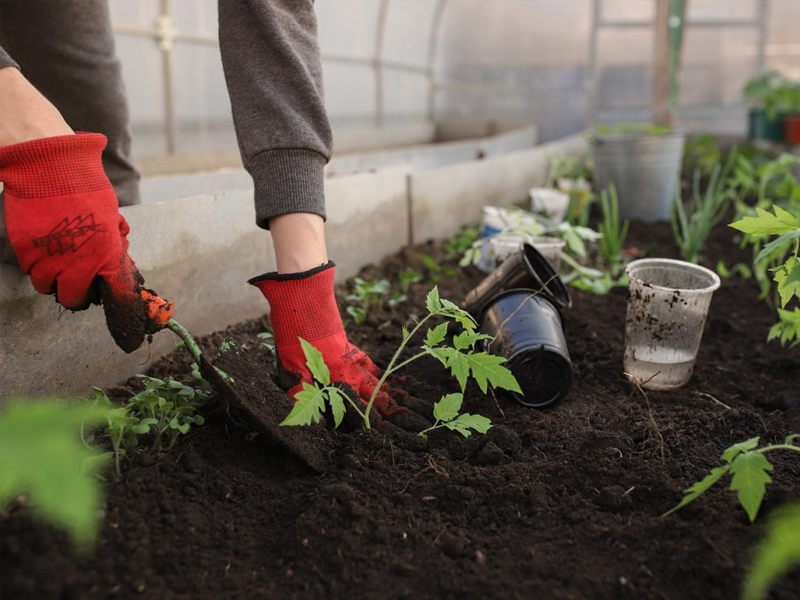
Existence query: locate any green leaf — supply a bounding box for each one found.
[0,400,112,550]
[772,257,800,308]
[299,338,330,386]
[401,325,410,341]
[462,352,523,394]
[755,229,800,263]
[426,286,442,314]
[450,413,493,435]
[326,388,347,429]
[731,206,800,237]
[729,451,774,522]
[424,323,449,348]
[439,299,478,333]
[453,331,492,351]
[722,437,760,463]
[280,383,326,426]
[663,465,731,517]
[743,503,800,600]
[442,349,471,391]
[433,393,463,423]
[785,434,800,445]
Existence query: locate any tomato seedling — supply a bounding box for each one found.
[665,434,800,522]
[280,286,521,431]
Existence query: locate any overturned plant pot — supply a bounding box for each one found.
[463,243,572,318]
[479,290,572,408]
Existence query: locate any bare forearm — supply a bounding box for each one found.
[0,67,73,148]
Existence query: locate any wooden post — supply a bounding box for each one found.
[653,0,671,126]
[653,0,687,127]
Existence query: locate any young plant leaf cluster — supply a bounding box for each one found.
[0,399,112,550]
[83,375,209,477]
[598,184,629,276]
[731,206,800,345]
[281,287,521,432]
[279,339,361,428]
[665,434,800,522]
[672,160,734,264]
[345,277,407,324]
[418,393,492,439]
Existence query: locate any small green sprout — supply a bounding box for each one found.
[418,393,492,439]
[665,434,800,522]
[598,185,629,276]
[421,255,457,283]
[398,268,423,294]
[346,277,393,324]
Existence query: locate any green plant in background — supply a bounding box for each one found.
[731,206,800,345]
[743,71,789,119]
[665,435,800,522]
[442,225,480,261]
[594,123,671,136]
[716,260,753,281]
[421,254,457,283]
[598,185,629,277]
[398,268,423,294]
[0,400,112,550]
[546,154,593,187]
[742,502,800,600]
[547,154,595,226]
[345,277,392,324]
[281,287,520,431]
[683,134,722,178]
[418,393,492,439]
[257,331,275,354]
[671,162,733,264]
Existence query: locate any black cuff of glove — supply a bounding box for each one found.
[248,260,335,285]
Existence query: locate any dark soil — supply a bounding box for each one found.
[3,219,800,600]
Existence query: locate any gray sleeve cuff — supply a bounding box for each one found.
[0,47,20,70]
[247,148,327,229]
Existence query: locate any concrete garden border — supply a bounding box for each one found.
[0,130,586,400]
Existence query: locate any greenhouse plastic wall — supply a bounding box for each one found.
[109,0,800,161]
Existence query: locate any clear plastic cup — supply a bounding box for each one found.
[489,234,565,271]
[530,236,565,271]
[623,259,721,390]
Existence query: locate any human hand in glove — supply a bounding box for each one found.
[250,262,430,429]
[0,133,172,352]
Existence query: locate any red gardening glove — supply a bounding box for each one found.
[250,262,413,420]
[0,133,172,352]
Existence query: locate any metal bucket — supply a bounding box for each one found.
[591,132,685,222]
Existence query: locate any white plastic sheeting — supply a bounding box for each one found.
[107,0,800,158]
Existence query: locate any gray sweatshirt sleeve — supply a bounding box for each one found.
[218,0,332,229]
[0,45,19,70]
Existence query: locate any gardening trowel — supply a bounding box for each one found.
[135,290,332,473]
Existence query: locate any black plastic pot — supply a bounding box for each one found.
[463,243,572,318]
[480,290,572,408]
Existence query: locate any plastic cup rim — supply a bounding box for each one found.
[626,258,721,295]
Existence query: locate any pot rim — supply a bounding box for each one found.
[626,258,721,295]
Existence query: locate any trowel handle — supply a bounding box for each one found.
[141,289,174,331]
